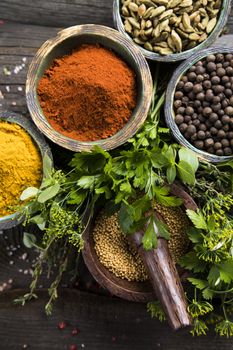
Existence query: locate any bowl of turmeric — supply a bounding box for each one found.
[26,24,153,152]
[0,111,52,230]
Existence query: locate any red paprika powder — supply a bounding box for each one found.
[37,44,137,142]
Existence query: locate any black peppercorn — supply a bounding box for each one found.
[225,106,233,116]
[222,115,230,124]
[216,149,224,156]
[226,66,233,76]
[195,66,205,75]
[175,115,184,125]
[175,91,183,99]
[184,115,192,123]
[187,72,197,81]
[214,120,222,129]
[205,139,214,148]
[212,96,221,104]
[226,54,233,61]
[210,127,218,135]
[206,55,216,62]
[194,100,201,108]
[216,54,224,62]
[217,130,226,139]
[214,142,222,150]
[222,99,229,108]
[218,109,225,117]
[194,140,204,149]
[184,82,193,92]
[174,100,182,108]
[186,125,196,135]
[177,81,184,90]
[185,106,194,115]
[222,75,229,84]
[177,106,186,115]
[203,107,212,116]
[182,76,188,83]
[211,76,221,85]
[225,89,232,98]
[196,74,204,83]
[224,147,232,155]
[206,62,216,72]
[212,103,221,112]
[216,67,226,77]
[197,130,206,139]
[179,123,188,133]
[196,92,205,101]
[221,139,230,147]
[203,80,212,89]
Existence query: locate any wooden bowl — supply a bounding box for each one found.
[0,111,53,230]
[26,24,153,152]
[165,47,233,163]
[82,183,198,302]
[113,0,231,62]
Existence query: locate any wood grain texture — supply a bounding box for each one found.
[0,289,233,350]
[1,0,114,27]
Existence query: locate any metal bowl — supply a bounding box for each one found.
[113,0,231,62]
[0,111,53,230]
[26,24,153,152]
[164,47,233,163]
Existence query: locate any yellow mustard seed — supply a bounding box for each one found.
[93,212,148,282]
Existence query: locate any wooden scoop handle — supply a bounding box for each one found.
[128,221,192,330]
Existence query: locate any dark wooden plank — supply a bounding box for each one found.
[0,289,233,350]
[1,0,114,28]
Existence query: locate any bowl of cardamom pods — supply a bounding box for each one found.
[113,0,232,62]
[0,111,52,230]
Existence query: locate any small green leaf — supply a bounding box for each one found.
[119,203,134,234]
[186,209,208,230]
[77,175,99,189]
[154,216,170,240]
[166,165,176,184]
[186,227,203,243]
[202,288,214,300]
[20,187,38,201]
[43,153,53,178]
[179,251,207,273]
[179,148,199,173]
[37,183,60,203]
[177,160,196,185]
[120,182,132,194]
[188,278,208,290]
[23,232,37,248]
[142,216,158,251]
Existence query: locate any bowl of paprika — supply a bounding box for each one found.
[0,111,53,230]
[26,24,153,152]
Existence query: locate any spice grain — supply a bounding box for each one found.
[38,44,137,142]
[0,121,42,217]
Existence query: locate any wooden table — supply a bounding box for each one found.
[0,2,233,349]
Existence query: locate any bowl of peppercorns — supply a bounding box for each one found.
[165,48,233,162]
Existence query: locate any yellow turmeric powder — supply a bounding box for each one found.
[0,121,42,217]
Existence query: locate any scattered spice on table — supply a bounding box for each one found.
[0,120,42,217]
[37,44,137,141]
[174,53,233,156]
